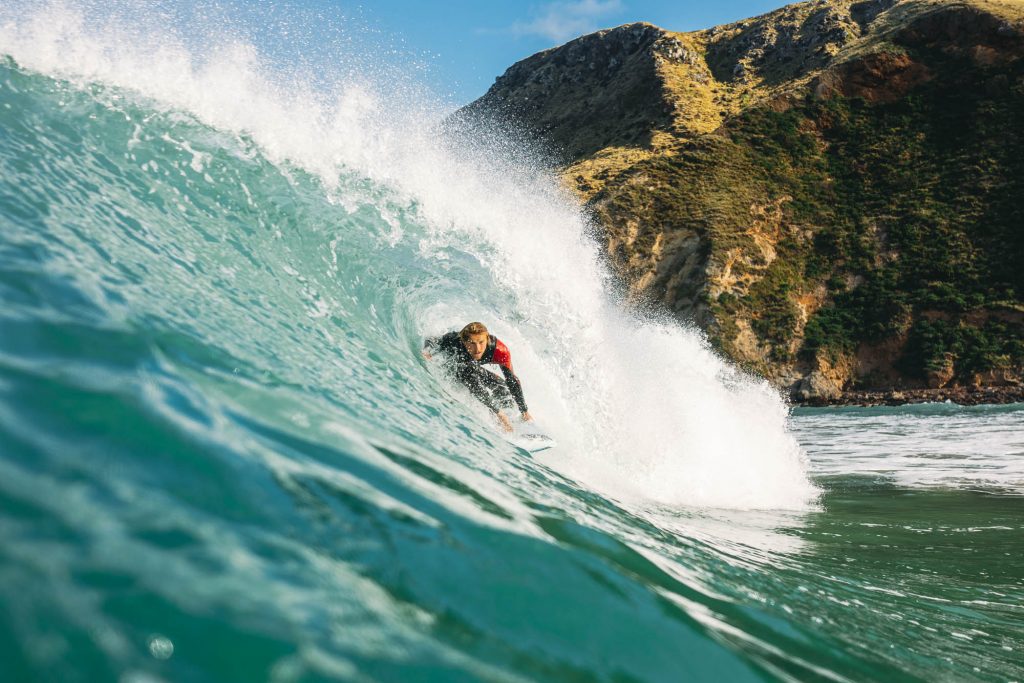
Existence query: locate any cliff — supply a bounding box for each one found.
[462,0,1024,403]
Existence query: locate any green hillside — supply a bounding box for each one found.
[464,0,1024,401]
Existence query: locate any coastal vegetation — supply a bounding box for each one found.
[464,0,1024,400]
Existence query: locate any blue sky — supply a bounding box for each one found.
[330,0,790,104]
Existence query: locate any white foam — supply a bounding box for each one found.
[793,405,1024,493]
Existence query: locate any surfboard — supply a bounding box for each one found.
[508,430,557,453]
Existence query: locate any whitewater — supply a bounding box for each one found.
[1,3,1021,682]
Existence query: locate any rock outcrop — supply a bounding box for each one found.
[458,23,674,162]
[461,0,1024,403]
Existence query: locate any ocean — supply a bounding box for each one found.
[1,4,1021,681]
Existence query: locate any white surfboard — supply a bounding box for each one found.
[508,430,557,453]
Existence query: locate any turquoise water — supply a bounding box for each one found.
[2,8,1023,682]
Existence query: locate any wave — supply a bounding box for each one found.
[0,0,816,512]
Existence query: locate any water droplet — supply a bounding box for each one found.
[148,635,174,660]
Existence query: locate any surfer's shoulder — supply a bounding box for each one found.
[431,330,461,354]
[423,330,459,353]
[491,338,512,367]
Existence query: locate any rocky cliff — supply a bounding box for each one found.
[462,0,1024,403]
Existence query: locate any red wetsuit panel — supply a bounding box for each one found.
[491,340,512,370]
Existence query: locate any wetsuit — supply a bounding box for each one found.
[424,332,529,415]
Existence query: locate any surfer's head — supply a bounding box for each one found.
[459,322,489,360]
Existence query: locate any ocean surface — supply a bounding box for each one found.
[1,4,1022,682]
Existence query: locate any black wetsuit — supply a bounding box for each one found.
[424,332,528,415]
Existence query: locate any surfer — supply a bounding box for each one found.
[422,322,532,432]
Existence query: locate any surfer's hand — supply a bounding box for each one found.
[521,411,533,422]
[496,412,513,432]
[421,350,432,361]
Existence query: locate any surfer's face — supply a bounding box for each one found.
[462,333,488,360]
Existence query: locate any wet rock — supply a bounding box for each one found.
[792,371,842,403]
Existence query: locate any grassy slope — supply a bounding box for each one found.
[723,73,1024,384]
[465,0,1024,392]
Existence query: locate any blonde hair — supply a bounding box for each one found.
[459,322,489,340]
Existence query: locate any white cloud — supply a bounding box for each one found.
[509,0,624,43]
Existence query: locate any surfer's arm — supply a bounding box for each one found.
[453,365,502,413]
[456,366,513,431]
[495,412,513,432]
[499,364,530,418]
[422,335,441,360]
[491,340,529,418]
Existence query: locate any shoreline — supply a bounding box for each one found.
[792,385,1024,408]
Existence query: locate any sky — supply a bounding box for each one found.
[318,0,791,105]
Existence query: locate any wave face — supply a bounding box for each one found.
[6,4,1020,683]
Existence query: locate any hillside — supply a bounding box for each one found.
[461,0,1024,403]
